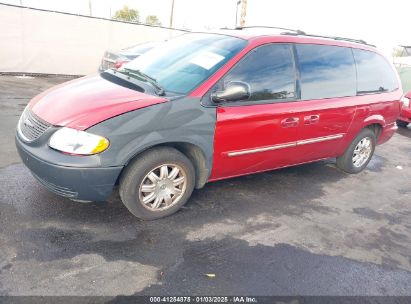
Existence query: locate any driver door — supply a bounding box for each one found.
[209,43,301,180]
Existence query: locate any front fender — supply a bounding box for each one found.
[88,97,217,174]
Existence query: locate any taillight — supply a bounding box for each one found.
[115,60,129,69]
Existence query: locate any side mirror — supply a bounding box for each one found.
[211,81,251,103]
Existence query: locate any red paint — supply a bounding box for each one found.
[210,102,299,179]
[30,75,167,130]
[193,35,402,181]
[398,91,411,123]
[209,90,402,181]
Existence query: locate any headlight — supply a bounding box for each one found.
[49,127,109,155]
[401,96,410,108]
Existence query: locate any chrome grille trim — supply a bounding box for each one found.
[18,107,51,142]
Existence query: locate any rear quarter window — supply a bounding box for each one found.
[296,44,357,100]
[353,49,398,94]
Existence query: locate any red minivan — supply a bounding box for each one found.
[16,29,403,219]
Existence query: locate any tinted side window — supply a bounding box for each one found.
[296,44,356,100]
[353,49,398,94]
[223,44,296,102]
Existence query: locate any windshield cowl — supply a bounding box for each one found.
[100,69,161,97]
[120,68,165,96]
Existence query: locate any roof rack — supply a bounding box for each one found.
[234,25,306,35]
[231,25,375,47]
[301,33,375,47]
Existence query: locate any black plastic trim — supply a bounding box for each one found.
[16,135,122,201]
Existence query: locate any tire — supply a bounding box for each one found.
[119,147,195,220]
[336,128,376,174]
[396,120,409,128]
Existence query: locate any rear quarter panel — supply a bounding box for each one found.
[338,90,402,154]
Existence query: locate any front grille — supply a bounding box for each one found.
[33,173,78,198]
[18,108,51,142]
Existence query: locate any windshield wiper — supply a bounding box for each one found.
[119,68,165,96]
[358,87,388,95]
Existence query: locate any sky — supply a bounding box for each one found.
[2,0,410,56]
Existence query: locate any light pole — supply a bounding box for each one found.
[239,0,247,27]
[235,0,241,28]
[88,0,92,16]
[169,0,175,28]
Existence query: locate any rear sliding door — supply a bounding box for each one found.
[291,44,358,163]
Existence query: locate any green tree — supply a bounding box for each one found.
[113,5,140,23]
[145,15,161,26]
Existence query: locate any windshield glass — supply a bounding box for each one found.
[122,33,247,94]
[405,47,411,56]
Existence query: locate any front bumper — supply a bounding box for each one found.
[16,134,123,201]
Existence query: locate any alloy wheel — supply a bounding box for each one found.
[138,164,187,211]
[352,137,372,168]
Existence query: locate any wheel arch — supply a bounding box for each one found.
[339,117,384,156]
[361,114,385,142]
[122,141,210,189]
[168,142,210,189]
[363,115,385,131]
[364,122,382,139]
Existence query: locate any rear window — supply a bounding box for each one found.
[296,44,356,100]
[353,49,398,94]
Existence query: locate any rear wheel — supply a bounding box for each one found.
[119,147,195,220]
[396,120,409,128]
[336,128,376,174]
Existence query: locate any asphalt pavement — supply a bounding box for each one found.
[0,75,411,297]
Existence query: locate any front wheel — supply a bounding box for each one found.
[336,128,376,174]
[119,147,195,220]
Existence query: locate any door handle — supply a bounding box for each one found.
[281,117,299,128]
[304,115,320,125]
